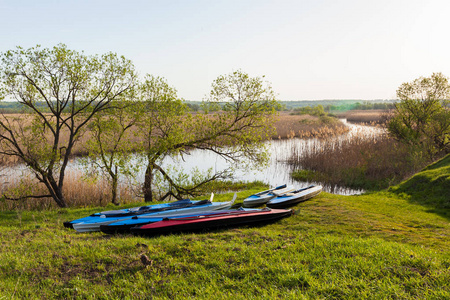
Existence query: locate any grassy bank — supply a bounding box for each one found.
[1,158,449,299]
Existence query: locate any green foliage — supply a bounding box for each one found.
[291,169,325,182]
[387,73,450,158]
[325,101,396,112]
[135,70,279,201]
[0,44,137,207]
[291,105,338,125]
[278,100,397,112]
[81,99,143,205]
[293,104,326,116]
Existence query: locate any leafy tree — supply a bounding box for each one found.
[131,75,188,202]
[387,72,450,158]
[136,70,279,202]
[82,99,141,205]
[0,44,136,207]
[294,104,326,116]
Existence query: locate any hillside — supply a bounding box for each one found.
[389,154,450,211]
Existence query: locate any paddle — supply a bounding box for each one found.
[255,184,287,196]
[271,187,296,197]
[273,185,316,197]
[291,185,315,194]
[231,193,237,203]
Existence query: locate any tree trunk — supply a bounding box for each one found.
[143,163,154,202]
[54,189,68,208]
[111,172,119,205]
[43,176,68,208]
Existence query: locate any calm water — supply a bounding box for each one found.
[156,120,382,195]
[1,120,382,195]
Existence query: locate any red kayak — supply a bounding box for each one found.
[130,208,293,236]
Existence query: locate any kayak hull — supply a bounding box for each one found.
[242,194,277,207]
[100,208,260,234]
[130,208,293,236]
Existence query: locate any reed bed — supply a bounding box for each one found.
[336,109,389,125]
[289,130,432,191]
[0,168,268,211]
[0,113,379,209]
[0,112,347,163]
[274,112,348,139]
[0,170,139,210]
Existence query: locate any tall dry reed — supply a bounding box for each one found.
[289,131,432,190]
[0,170,139,210]
[336,109,389,125]
[274,113,348,139]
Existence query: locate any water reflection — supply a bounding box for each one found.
[168,138,364,195]
[157,120,382,195]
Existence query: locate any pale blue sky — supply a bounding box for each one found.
[1,0,449,100]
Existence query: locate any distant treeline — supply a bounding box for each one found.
[186,99,397,112]
[0,101,26,113]
[324,101,396,112]
[280,99,397,111]
[1,99,397,113]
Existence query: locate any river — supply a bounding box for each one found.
[1,120,382,196]
[156,120,382,195]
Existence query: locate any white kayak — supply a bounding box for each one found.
[266,185,322,209]
[243,184,295,207]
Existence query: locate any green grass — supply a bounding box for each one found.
[1,161,449,299]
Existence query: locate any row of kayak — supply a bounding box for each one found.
[63,184,322,235]
[64,193,234,232]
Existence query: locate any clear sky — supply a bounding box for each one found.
[1,0,450,100]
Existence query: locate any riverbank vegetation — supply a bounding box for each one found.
[0,109,349,210]
[290,73,450,192]
[336,109,389,125]
[0,156,448,298]
[290,132,433,191]
[387,72,450,159]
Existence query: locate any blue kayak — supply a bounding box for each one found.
[70,194,236,232]
[63,198,202,229]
